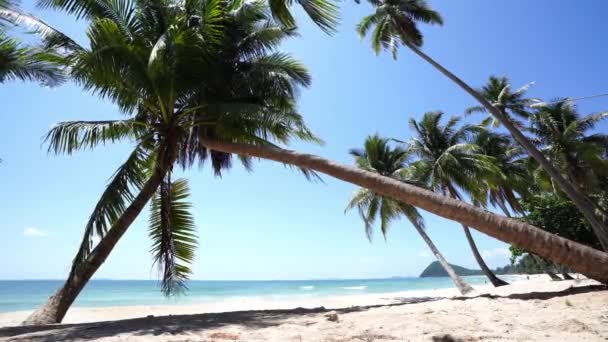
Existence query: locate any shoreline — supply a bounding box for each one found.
[0,274,582,326]
[0,283,464,327]
[0,274,539,327]
[1,277,606,340]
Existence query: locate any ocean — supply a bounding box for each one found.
[0,275,526,313]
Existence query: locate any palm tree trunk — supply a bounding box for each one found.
[411,223,473,294]
[402,41,608,251]
[546,270,563,281]
[461,225,509,287]
[562,272,574,280]
[199,139,608,283]
[495,200,512,218]
[444,185,508,287]
[23,157,171,325]
[530,254,562,281]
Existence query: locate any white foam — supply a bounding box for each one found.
[341,286,367,290]
[299,286,314,290]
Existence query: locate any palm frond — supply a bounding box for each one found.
[268,0,295,31]
[464,105,486,115]
[511,81,537,100]
[370,16,389,54]
[297,0,339,34]
[38,0,139,29]
[268,0,338,34]
[149,178,198,296]
[573,111,608,133]
[0,34,65,86]
[0,4,83,50]
[248,52,312,87]
[378,197,400,239]
[403,0,443,25]
[237,25,297,59]
[45,119,145,154]
[356,13,380,38]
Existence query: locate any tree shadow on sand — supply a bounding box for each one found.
[1,285,604,341]
[451,284,606,301]
[0,296,442,341]
[431,335,464,342]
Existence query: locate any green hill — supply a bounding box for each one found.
[419,261,484,277]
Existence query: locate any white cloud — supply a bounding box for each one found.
[418,250,431,258]
[479,248,511,268]
[23,227,47,237]
[481,247,510,259]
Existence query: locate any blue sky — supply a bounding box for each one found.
[1,1,607,280]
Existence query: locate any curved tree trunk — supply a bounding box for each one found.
[444,185,509,287]
[23,161,169,325]
[403,41,608,251]
[546,270,563,281]
[530,255,562,281]
[411,223,473,295]
[200,139,608,283]
[462,225,509,287]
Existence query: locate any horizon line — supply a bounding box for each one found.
[0,275,444,282]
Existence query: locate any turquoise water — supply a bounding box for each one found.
[0,276,524,313]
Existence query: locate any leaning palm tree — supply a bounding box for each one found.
[346,135,473,294]
[355,0,608,249]
[25,0,320,324]
[407,112,509,286]
[199,140,608,284]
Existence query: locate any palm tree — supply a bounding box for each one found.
[406,112,509,286]
[0,0,63,85]
[355,0,608,249]
[346,135,473,294]
[529,100,608,194]
[466,76,539,128]
[25,0,320,324]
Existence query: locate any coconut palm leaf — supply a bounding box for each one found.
[38,0,135,22]
[149,178,198,296]
[268,0,338,34]
[0,0,83,52]
[45,119,147,154]
[0,34,64,85]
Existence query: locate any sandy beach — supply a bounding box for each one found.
[1,276,607,341]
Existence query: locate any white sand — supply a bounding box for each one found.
[1,275,607,341]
